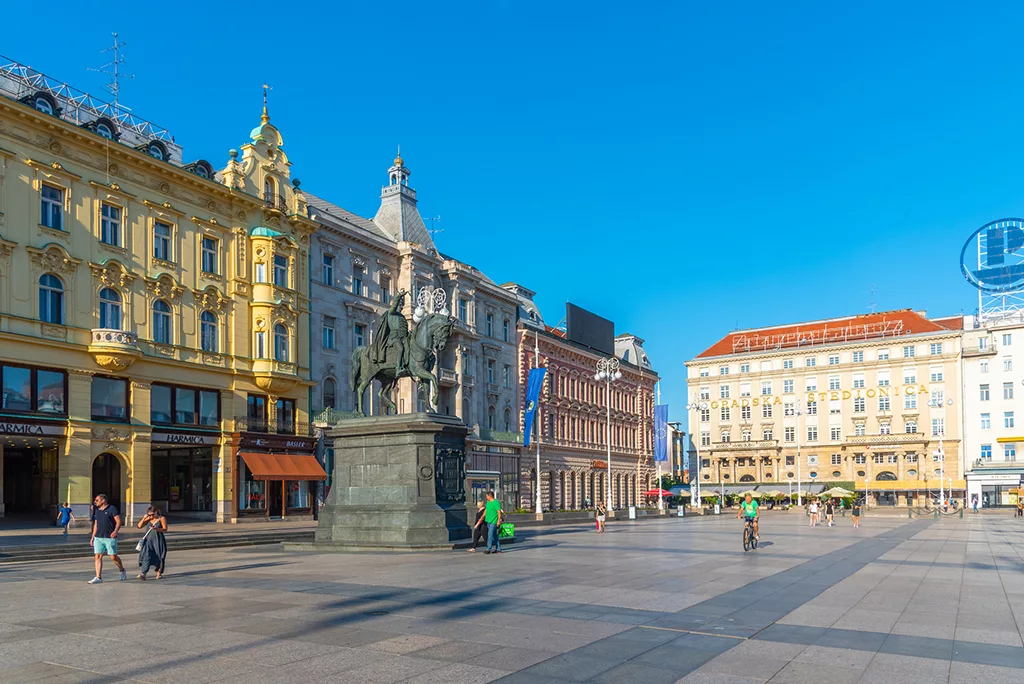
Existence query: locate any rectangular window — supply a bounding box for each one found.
[981,444,992,460]
[458,299,468,323]
[981,413,991,430]
[806,378,818,392]
[503,365,511,389]
[829,399,841,414]
[831,453,842,465]
[150,385,172,424]
[153,221,172,261]
[1005,412,1015,429]
[174,388,196,425]
[762,403,773,419]
[255,331,266,358]
[719,366,730,376]
[933,417,946,435]
[829,376,840,390]
[981,361,989,373]
[1005,382,1014,400]
[486,315,494,337]
[741,405,751,420]
[276,398,296,434]
[721,431,731,443]
[255,262,266,283]
[699,386,710,400]
[878,396,891,412]
[783,359,794,369]
[91,376,129,422]
[980,337,990,350]
[354,323,366,348]
[1005,357,1013,372]
[381,276,391,304]
[199,391,219,427]
[1005,444,1017,461]
[854,423,865,436]
[980,384,990,401]
[352,266,364,296]
[100,203,121,246]
[930,368,943,383]
[887,453,898,464]
[877,371,890,387]
[829,355,840,366]
[720,406,731,421]
[805,357,816,367]
[761,381,772,396]
[720,385,730,399]
[807,425,818,441]
[201,237,218,274]
[502,318,509,342]
[487,359,496,384]
[41,184,64,230]
[905,452,917,463]
[930,342,942,355]
[247,395,267,431]
[806,400,817,415]
[873,454,885,464]
[783,379,794,394]
[903,345,915,358]
[1003,333,1013,346]
[904,394,917,410]
[784,426,795,442]
[0,365,66,414]
[274,255,289,287]
[740,363,750,373]
[323,316,336,349]
[322,254,335,285]
[903,370,916,385]
[855,453,866,464]
[784,401,795,416]
[932,390,944,406]
[854,397,865,412]
[786,455,795,465]
[740,383,751,397]
[852,351,864,363]
[878,349,890,360]
[699,368,710,377]
[699,408,710,423]
[830,427,841,441]
[853,374,865,389]
[700,432,710,447]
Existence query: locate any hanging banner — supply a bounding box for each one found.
[654,404,669,462]
[523,367,548,447]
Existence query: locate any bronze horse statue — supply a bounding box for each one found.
[350,312,455,415]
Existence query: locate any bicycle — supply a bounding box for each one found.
[742,516,758,552]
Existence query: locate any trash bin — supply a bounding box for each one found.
[714,503,721,515]
[628,506,636,520]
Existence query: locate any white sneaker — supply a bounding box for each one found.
[119,571,127,581]
[88,577,102,584]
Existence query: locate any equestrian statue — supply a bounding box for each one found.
[350,289,456,415]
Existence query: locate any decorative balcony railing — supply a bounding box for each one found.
[233,416,312,436]
[845,433,929,445]
[462,373,475,387]
[262,192,288,211]
[478,429,523,444]
[91,328,139,347]
[963,342,997,358]
[311,408,363,426]
[709,440,779,451]
[439,368,458,385]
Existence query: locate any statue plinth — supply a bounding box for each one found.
[303,412,471,551]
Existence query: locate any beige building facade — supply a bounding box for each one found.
[685,310,965,507]
[0,61,320,524]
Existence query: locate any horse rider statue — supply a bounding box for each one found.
[371,289,410,375]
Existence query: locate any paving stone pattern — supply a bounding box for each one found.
[0,512,1022,683]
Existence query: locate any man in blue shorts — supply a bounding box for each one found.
[736,492,759,540]
[89,494,126,584]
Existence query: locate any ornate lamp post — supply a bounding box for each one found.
[685,402,709,508]
[595,357,622,512]
[795,408,805,507]
[413,285,449,322]
[927,396,954,506]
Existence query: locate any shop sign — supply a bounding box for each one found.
[0,421,64,436]
[708,385,932,410]
[151,430,219,445]
[240,434,315,451]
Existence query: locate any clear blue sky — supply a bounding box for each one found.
[5,1,1020,419]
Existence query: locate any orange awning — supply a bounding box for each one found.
[239,452,327,481]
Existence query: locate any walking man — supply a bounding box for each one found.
[89,494,126,584]
[483,490,504,555]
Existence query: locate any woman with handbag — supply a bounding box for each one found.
[136,505,168,580]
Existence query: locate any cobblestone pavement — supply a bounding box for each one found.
[1,511,1022,683]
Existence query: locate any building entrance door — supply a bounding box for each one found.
[3,447,58,515]
[92,453,121,512]
[268,481,283,518]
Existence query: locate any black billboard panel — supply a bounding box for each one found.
[566,303,614,356]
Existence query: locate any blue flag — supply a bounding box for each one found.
[523,367,547,447]
[654,404,669,462]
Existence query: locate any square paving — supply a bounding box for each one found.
[0,511,1022,683]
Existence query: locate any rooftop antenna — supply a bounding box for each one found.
[869,284,877,313]
[88,32,133,119]
[426,216,443,237]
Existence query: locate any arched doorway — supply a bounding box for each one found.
[92,453,122,512]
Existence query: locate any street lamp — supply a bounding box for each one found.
[794,408,805,507]
[685,402,709,509]
[927,396,954,506]
[595,357,622,512]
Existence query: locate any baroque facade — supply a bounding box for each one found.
[685,310,964,507]
[507,284,659,511]
[0,60,322,523]
[306,153,522,506]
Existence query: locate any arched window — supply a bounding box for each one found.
[152,300,172,344]
[762,428,773,441]
[905,420,917,434]
[274,324,288,361]
[739,474,755,482]
[35,97,53,115]
[99,288,122,330]
[504,408,511,432]
[200,310,218,352]
[487,405,496,430]
[323,379,337,410]
[39,274,64,324]
[876,471,897,481]
[96,123,113,139]
[264,176,276,204]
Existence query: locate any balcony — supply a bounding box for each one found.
[439,368,458,386]
[262,191,288,212]
[89,328,142,371]
[970,458,1024,471]
[478,429,524,444]
[710,440,780,452]
[963,341,997,358]
[462,373,475,388]
[311,407,364,426]
[234,416,312,436]
[845,432,929,446]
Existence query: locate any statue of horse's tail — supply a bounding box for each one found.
[350,346,363,393]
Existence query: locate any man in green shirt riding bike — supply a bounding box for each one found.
[737,492,759,540]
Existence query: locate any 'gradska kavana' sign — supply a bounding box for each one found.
[708,384,931,410]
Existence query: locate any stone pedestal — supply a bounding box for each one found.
[309,412,470,551]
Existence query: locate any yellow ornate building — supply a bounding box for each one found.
[0,63,320,523]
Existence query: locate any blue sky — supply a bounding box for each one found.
[5,1,1021,418]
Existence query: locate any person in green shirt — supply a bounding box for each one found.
[483,491,504,554]
[736,492,759,540]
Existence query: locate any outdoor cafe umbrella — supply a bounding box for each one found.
[760,489,785,498]
[739,490,760,498]
[819,486,856,498]
[645,489,673,497]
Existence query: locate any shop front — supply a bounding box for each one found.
[150,429,220,519]
[856,478,968,507]
[467,447,519,509]
[966,471,1023,508]
[232,432,326,521]
[0,419,66,519]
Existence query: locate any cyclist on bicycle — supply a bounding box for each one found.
[737,492,759,540]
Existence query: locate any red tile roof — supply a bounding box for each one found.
[930,315,964,331]
[695,309,953,359]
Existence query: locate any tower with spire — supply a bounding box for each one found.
[373,147,434,248]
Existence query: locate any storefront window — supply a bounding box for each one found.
[91,376,129,422]
[175,388,196,424]
[240,460,266,510]
[1,365,67,414]
[151,385,172,423]
[199,391,219,427]
[2,366,31,411]
[286,481,309,509]
[36,370,65,413]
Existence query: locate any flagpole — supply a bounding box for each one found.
[534,329,542,516]
[656,383,663,512]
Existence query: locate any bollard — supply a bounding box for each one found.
[959,508,963,519]
[908,508,913,519]
[934,509,939,519]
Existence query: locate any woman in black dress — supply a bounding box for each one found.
[466,501,486,552]
[136,505,168,579]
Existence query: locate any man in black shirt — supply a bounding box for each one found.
[89,494,126,584]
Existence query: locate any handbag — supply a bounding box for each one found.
[498,522,515,539]
[135,526,152,552]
